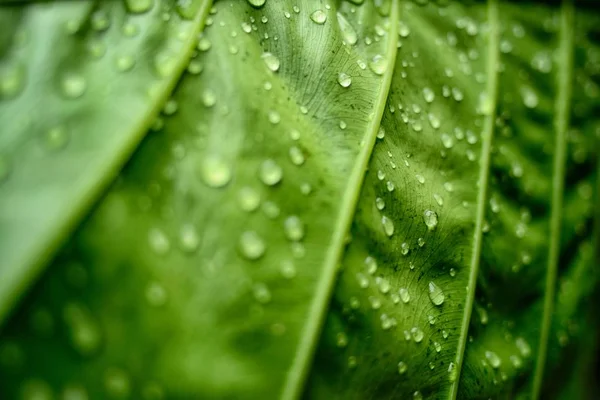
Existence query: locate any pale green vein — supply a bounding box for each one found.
[449,1,499,398]
[531,0,574,398]
[280,1,400,399]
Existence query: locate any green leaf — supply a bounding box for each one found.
[0,0,598,399]
[0,0,211,323]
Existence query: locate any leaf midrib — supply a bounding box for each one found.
[280,1,400,399]
[449,0,500,398]
[531,0,575,397]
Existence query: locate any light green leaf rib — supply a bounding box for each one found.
[0,0,212,324]
[531,0,574,397]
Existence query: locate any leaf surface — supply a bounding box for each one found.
[0,0,211,322]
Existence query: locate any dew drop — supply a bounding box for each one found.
[381,215,394,236]
[515,337,531,357]
[520,86,539,108]
[116,55,135,72]
[63,303,102,356]
[422,87,435,103]
[336,332,348,348]
[434,341,442,352]
[262,52,280,72]
[411,327,424,343]
[428,281,445,306]
[365,256,377,274]
[413,391,423,400]
[268,110,281,124]
[423,210,438,230]
[259,159,283,186]
[253,283,271,303]
[386,181,395,192]
[399,287,410,303]
[202,89,217,107]
[284,215,305,241]
[61,73,87,99]
[178,224,199,253]
[148,227,170,255]
[375,197,385,210]
[310,10,327,24]
[199,155,232,187]
[448,362,457,382]
[239,231,266,260]
[398,361,408,374]
[401,242,410,256]
[485,350,501,368]
[337,72,352,88]
[238,186,261,212]
[125,0,154,14]
[197,37,211,51]
[43,126,69,151]
[289,146,305,165]
[247,0,266,7]
[368,54,388,75]
[145,281,168,307]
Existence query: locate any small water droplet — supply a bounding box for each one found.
[521,86,539,108]
[434,341,442,352]
[238,186,261,212]
[262,52,280,72]
[197,37,212,51]
[375,197,385,210]
[259,159,283,185]
[368,54,388,75]
[516,337,531,357]
[401,242,410,256]
[365,256,377,274]
[397,361,407,374]
[289,146,305,165]
[145,281,168,307]
[336,332,348,348]
[61,73,87,98]
[337,72,352,88]
[485,350,501,368]
[63,303,102,356]
[423,210,438,230]
[239,231,266,260]
[199,155,232,187]
[428,281,445,306]
[448,362,457,382]
[423,87,435,103]
[284,215,304,241]
[310,10,327,24]
[386,181,395,192]
[253,283,271,303]
[280,260,296,279]
[381,216,394,236]
[399,287,410,303]
[247,0,266,7]
[411,327,424,343]
[148,228,170,255]
[268,110,281,124]
[125,0,154,13]
[202,89,217,107]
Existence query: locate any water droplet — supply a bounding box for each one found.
[289,146,305,165]
[411,327,424,343]
[423,87,435,103]
[386,181,395,192]
[434,341,442,352]
[442,330,449,339]
[369,296,381,309]
[253,283,271,303]
[418,237,425,247]
[148,228,170,255]
[521,86,539,108]
[197,37,212,51]
[377,127,385,139]
[238,186,261,212]
[365,256,377,274]
[423,210,438,230]
[268,110,281,124]
[21,380,53,400]
[61,73,87,98]
[199,155,232,187]
[284,215,304,241]
[377,277,390,294]
[401,242,410,256]
[116,55,135,72]
[42,126,69,151]
[428,281,445,306]
[145,281,168,307]
[280,260,296,279]
[178,224,199,253]
[375,197,385,210]
[259,159,283,186]
[369,54,388,75]
[63,303,102,356]
[515,337,531,357]
[441,133,454,149]
[262,52,280,72]
[336,332,348,348]
[485,350,501,368]
[415,174,425,184]
[104,368,131,398]
[396,360,408,374]
[310,10,327,24]
[125,0,154,13]
[356,272,369,288]
[510,354,523,368]
[449,268,456,277]
[413,391,423,400]
[451,87,463,101]
[201,89,217,107]
[337,12,357,45]
[433,193,444,206]
[247,0,266,7]
[399,287,410,303]
[239,231,266,260]
[448,362,457,382]
[381,215,394,236]
[337,72,352,88]
[348,356,357,368]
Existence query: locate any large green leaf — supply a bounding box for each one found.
[0,0,598,399]
[0,0,211,322]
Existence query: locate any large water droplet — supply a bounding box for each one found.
[239,231,266,260]
[259,159,283,186]
[199,155,232,187]
[369,54,388,75]
[428,281,445,306]
[262,52,280,72]
[381,215,394,236]
[423,209,438,230]
[310,10,327,24]
[337,72,352,88]
[247,0,266,7]
[238,186,261,212]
